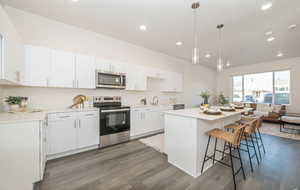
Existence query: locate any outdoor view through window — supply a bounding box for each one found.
[233,70,290,105]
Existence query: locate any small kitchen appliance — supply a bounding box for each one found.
[95,70,126,89]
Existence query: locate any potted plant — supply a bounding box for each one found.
[200,91,210,105]
[218,93,229,106]
[5,96,22,111]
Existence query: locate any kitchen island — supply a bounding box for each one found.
[164,108,246,178]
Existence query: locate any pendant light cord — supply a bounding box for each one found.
[217,24,223,62]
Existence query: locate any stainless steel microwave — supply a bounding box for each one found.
[95,70,126,89]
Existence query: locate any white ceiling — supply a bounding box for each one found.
[1,0,300,68]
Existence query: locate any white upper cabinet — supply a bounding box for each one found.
[0,6,24,84]
[96,59,111,72]
[95,58,124,73]
[23,45,183,92]
[135,71,147,91]
[147,68,164,79]
[50,50,75,88]
[125,65,147,91]
[161,71,183,92]
[75,54,95,89]
[24,45,51,87]
[24,45,95,89]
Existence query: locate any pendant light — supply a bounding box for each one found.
[191,2,200,64]
[217,24,224,71]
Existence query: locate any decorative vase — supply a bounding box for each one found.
[9,104,20,112]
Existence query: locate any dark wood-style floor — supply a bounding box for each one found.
[35,134,300,190]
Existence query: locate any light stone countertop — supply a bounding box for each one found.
[130,104,174,108]
[0,107,99,124]
[0,111,47,124]
[163,108,249,121]
[46,107,99,114]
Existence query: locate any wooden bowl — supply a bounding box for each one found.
[203,110,222,115]
[220,107,236,112]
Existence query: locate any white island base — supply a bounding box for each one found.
[164,108,242,178]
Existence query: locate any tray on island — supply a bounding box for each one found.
[203,110,222,115]
[220,107,236,112]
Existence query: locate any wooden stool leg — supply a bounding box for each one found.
[244,135,254,172]
[250,134,260,165]
[201,136,211,173]
[257,128,266,153]
[229,144,237,190]
[213,138,218,164]
[237,147,246,180]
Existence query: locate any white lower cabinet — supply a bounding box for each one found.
[77,111,99,149]
[0,120,45,190]
[47,113,77,155]
[130,108,146,137]
[46,111,99,159]
[130,106,172,138]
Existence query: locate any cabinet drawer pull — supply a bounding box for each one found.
[85,114,95,116]
[101,109,130,113]
[59,116,71,119]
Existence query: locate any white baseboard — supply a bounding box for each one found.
[46,144,99,160]
[130,129,164,140]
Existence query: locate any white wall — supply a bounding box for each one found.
[0,6,217,110]
[0,4,24,83]
[217,57,300,113]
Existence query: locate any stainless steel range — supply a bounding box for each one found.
[93,96,130,148]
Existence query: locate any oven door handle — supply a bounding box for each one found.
[101,109,130,113]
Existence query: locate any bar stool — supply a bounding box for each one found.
[238,116,266,157]
[201,124,246,190]
[252,116,266,157]
[224,118,260,172]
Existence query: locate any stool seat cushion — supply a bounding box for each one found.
[206,128,235,144]
[281,116,300,124]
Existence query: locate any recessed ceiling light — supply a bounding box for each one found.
[72,0,79,2]
[265,31,273,36]
[261,2,272,11]
[288,24,297,30]
[139,25,147,31]
[226,61,231,67]
[277,52,283,57]
[176,41,183,46]
[267,36,275,42]
[205,53,211,58]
